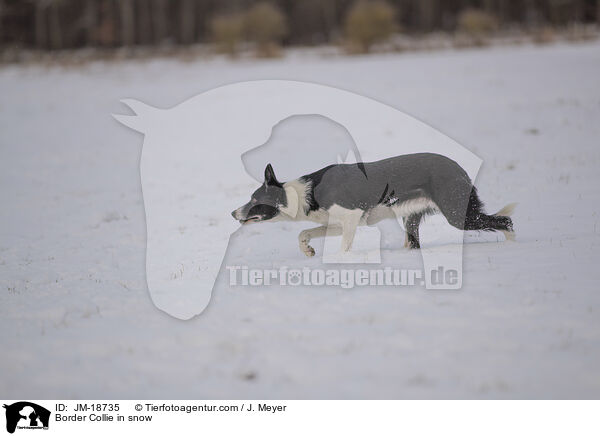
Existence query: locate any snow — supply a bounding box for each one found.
[1,41,600,398]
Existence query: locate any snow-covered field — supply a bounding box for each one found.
[1,41,600,399]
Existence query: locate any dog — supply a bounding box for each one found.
[232,153,515,257]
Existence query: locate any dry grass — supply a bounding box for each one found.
[344,0,397,53]
[533,26,556,45]
[565,23,598,42]
[456,9,498,46]
[244,2,288,57]
[1,25,598,67]
[210,13,246,57]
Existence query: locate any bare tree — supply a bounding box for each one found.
[83,0,97,45]
[0,0,4,44]
[3,0,600,52]
[137,0,153,44]
[119,0,135,46]
[152,0,168,44]
[179,0,195,44]
[322,0,337,41]
[34,0,49,49]
[417,0,436,32]
[48,0,63,49]
[572,0,583,23]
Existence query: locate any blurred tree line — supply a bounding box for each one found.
[0,0,598,50]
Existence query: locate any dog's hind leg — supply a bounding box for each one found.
[299,225,342,257]
[405,213,424,249]
[402,217,409,248]
[435,184,515,239]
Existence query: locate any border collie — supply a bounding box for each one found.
[232,153,515,257]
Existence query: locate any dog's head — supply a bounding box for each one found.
[232,164,289,224]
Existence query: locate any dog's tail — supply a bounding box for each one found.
[494,202,517,218]
[492,202,517,241]
[463,188,516,241]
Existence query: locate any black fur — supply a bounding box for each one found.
[298,153,513,249]
[463,187,513,232]
[403,187,514,249]
[232,163,286,223]
[234,154,514,249]
[299,164,335,213]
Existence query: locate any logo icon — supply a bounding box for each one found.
[114,80,482,319]
[3,402,50,434]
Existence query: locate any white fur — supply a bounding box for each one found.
[364,198,439,226]
[391,197,439,218]
[280,179,329,224]
[278,181,442,253]
[280,185,299,218]
[277,179,516,253]
[280,180,309,219]
[298,225,342,257]
[232,206,244,221]
[494,202,517,217]
[326,205,364,251]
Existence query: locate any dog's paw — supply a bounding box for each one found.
[302,245,316,257]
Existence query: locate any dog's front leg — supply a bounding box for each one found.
[299,225,342,257]
[340,212,362,252]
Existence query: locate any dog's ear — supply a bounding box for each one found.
[264,163,280,186]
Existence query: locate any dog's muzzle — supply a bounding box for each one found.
[232,208,261,224]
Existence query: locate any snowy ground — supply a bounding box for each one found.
[1,41,600,399]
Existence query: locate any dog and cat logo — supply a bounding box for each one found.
[3,402,50,433]
[114,80,484,320]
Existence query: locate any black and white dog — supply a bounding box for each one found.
[232,153,515,256]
